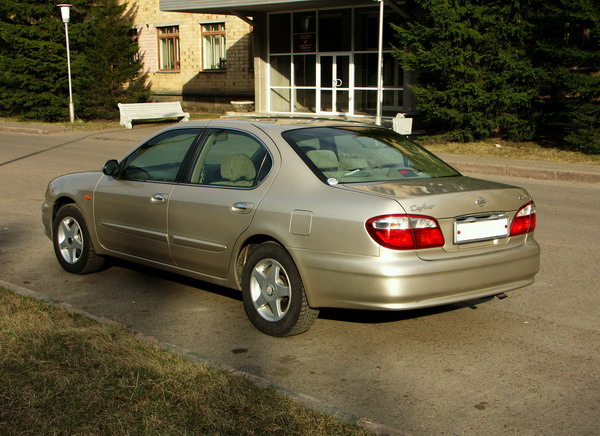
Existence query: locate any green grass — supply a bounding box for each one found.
[0,289,370,436]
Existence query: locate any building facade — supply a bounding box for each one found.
[158,0,416,121]
[124,0,255,110]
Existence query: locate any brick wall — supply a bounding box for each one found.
[123,0,254,109]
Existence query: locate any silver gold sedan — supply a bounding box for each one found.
[42,119,540,336]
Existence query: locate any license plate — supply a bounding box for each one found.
[455,217,509,243]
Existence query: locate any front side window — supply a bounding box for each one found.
[158,26,180,71]
[202,23,226,70]
[283,127,460,184]
[190,129,272,187]
[121,129,201,182]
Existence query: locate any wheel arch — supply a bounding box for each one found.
[50,196,101,254]
[235,235,286,290]
[53,195,76,212]
[238,237,319,336]
[50,196,78,234]
[51,201,107,274]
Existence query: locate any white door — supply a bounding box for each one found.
[318,54,350,114]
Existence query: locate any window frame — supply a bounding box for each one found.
[267,7,405,116]
[189,128,273,188]
[201,22,227,71]
[157,25,180,72]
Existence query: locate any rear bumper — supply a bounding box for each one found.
[291,238,540,310]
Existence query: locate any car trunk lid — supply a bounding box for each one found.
[341,176,533,260]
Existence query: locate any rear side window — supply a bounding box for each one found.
[189,129,272,187]
[283,127,460,184]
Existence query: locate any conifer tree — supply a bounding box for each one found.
[0,0,148,122]
[394,0,599,152]
[72,0,148,120]
[0,1,69,121]
[529,0,599,153]
[393,0,539,142]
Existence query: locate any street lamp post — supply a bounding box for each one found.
[375,0,384,126]
[58,4,75,123]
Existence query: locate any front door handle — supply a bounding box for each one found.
[232,202,254,214]
[151,193,168,204]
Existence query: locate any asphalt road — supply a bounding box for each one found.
[1,127,599,435]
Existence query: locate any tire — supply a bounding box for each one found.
[242,242,318,337]
[52,204,105,274]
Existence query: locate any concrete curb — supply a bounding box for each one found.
[0,279,409,436]
[0,125,69,135]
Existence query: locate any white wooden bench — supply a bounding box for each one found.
[118,102,190,129]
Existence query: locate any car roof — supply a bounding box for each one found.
[177,117,375,135]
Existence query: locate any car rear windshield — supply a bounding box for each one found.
[282,126,460,184]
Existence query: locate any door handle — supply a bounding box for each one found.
[151,194,168,204]
[232,202,254,214]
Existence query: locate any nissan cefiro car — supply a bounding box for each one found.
[42,119,540,336]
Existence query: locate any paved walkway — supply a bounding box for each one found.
[2,120,599,184]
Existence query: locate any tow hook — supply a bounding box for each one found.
[496,293,508,299]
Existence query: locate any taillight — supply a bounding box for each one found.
[510,201,537,236]
[366,214,445,250]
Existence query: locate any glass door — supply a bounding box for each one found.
[319,54,350,114]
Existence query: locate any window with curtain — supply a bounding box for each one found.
[202,23,226,70]
[158,26,180,71]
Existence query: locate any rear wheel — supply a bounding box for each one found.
[242,242,318,336]
[53,204,105,274]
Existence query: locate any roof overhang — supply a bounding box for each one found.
[160,0,400,15]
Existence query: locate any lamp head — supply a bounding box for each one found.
[57,4,72,23]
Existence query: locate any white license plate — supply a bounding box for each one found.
[455,218,509,243]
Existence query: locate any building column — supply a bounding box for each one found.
[253,12,268,113]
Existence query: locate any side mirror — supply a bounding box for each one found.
[102,159,119,177]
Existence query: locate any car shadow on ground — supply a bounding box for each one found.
[318,297,495,325]
[107,258,495,326]
[107,258,243,302]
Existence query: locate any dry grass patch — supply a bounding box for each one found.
[0,289,370,436]
[422,139,600,165]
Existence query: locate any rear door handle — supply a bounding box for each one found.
[151,194,168,204]
[232,202,254,214]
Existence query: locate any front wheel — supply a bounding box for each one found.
[242,242,318,337]
[52,204,105,274]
